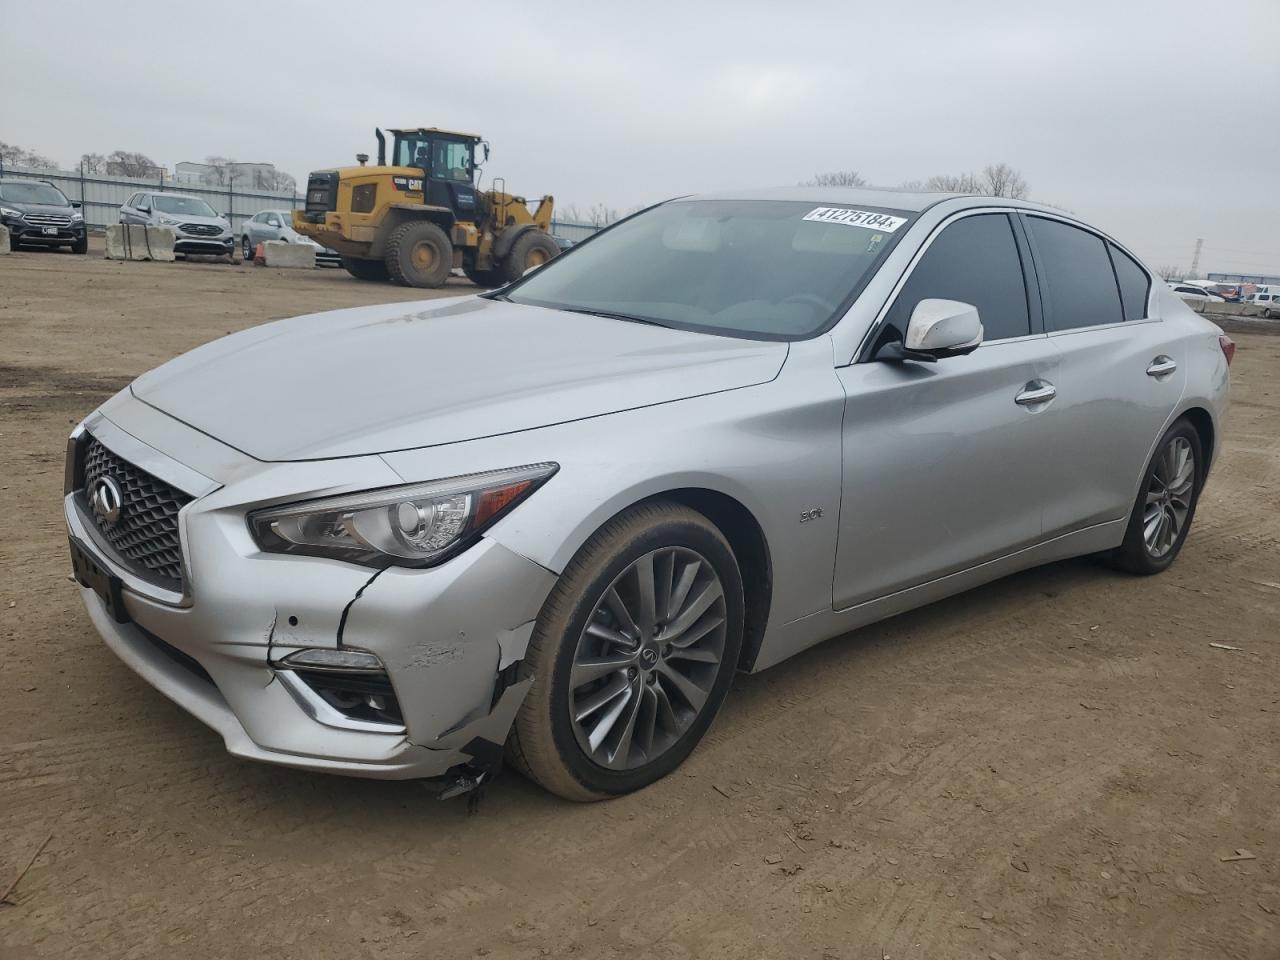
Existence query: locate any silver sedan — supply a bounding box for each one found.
[65,188,1231,800]
[240,208,340,264]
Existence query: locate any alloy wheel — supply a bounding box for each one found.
[568,547,727,771]
[1143,436,1195,558]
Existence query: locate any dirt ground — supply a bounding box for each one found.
[1,244,1277,960]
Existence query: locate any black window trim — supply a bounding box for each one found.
[1017,210,1156,335]
[1106,239,1153,322]
[854,206,1040,364]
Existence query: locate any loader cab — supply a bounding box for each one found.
[389,127,481,222]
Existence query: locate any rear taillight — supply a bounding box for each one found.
[1219,334,1236,365]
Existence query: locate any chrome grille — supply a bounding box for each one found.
[81,437,192,587]
[179,222,222,237]
[25,213,72,227]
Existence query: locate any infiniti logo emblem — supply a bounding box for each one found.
[639,646,659,666]
[89,475,124,527]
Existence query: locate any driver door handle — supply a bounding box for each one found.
[1015,380,1057,406]
[1146,356,1178,377]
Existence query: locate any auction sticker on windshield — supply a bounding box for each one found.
[802,207,908,232]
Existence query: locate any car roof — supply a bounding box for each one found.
[683,185,1059,215]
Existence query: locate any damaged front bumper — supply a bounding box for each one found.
[65,403,558,781]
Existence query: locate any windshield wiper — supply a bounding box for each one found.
[551,305,670,328]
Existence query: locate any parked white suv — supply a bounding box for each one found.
[1168,282,1225,304]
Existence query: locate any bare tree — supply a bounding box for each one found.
[924,171,982,193]
[0,142,57,169]
[981,162,1029,199]
[801,170,867,188]
[106,150,161,178]
[1155,264,1183,281]
[201,156,236,187]
[254,167,297,193]
[79,152,107,174]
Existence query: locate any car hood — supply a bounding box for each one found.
[163,213,228,228]
[9,202,75,216]
[130,297,788,461]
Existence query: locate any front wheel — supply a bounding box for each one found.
[508,501,744,801]
[1264,307,1274,320]
[1112,419,1204,575]
[242,236,253,260]
[384,220,452,287]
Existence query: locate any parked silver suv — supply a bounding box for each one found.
[119,192,234,260]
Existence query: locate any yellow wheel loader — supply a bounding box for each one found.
[293,127,560,288]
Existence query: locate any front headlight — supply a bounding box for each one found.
[248,463,558,568]
[71,211,84,222]
[157,215,179,225]
[0,206,23,219]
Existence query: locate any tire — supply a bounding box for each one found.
[497,230,560,284]
[242,236,253,260]
[70,235,88,254]
[1111,418,1204,575]
[1264,307,1274,320]
[462,264,504,288]
[384,220,452,287]
[508,501,744,801]
[341,256,389,282]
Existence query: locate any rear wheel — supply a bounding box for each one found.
[1112,419,1203,575]
[341,256,389,282]
[508,501,743,801]
[497,230,559,284]
[1264,307,1275,319]
[384,220,452,287]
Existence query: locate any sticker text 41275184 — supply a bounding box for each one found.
[801,207,908,232]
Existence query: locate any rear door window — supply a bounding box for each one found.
[875,213,1032,349]
[1108,243,1151,321]
[1026,216,1124,331]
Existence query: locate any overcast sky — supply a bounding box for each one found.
[4,0,1278,276]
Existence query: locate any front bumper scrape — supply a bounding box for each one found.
[336,537,557,761]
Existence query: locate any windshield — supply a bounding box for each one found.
[0,182,69,206]
[504,199,913,339]
[393,135,472,182]
[153,195,218,217]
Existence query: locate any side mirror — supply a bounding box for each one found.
[138,205,150,214]
[877,298,983,363]
[71,201,82,209]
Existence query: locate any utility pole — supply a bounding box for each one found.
[1190,238,1203,279]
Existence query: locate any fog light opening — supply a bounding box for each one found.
[294,669,404,726]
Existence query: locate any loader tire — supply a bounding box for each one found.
[463,265,504,288]
[384,221,452,288]
[497,230,559,284]
[341,257,389,282]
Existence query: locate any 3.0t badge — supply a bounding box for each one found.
[89,475,124,527]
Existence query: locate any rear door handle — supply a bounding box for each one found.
[1015,380,1057,406]
[1147,356,1178,378]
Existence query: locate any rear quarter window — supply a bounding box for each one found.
[1026,216,1124,331]
[1108,243,1151,321]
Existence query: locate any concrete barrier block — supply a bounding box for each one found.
[0,224,9,254]
[262,241,315,269]
[104,224,176,262]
